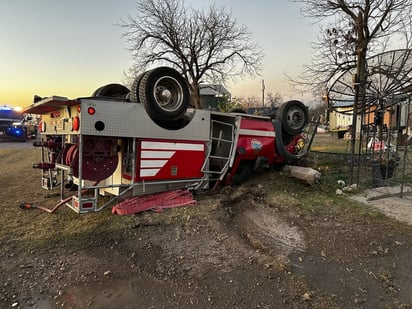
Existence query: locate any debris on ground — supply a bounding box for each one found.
[282,165,321,185]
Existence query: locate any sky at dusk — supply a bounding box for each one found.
[0,0,318,108]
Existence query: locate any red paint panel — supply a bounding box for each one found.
[138,139,206,180]
[237,118,275,163]
[239,118,274,131]
[236,136,275,162]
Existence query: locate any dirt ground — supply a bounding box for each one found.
[1,143,412,309]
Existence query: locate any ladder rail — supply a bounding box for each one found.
[201,119,237,181]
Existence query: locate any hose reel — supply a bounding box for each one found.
[64,136,119,181]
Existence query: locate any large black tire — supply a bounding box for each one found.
[92,84,130,99]
[130,72,148,103]
[276,100,308,136]
[152,116,192,131]
[139,67,190,121]
[229,108,247,114]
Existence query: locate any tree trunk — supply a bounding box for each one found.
[191,83,201,109]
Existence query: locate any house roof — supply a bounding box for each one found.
[331,100,354,108]
[199,84,230,96]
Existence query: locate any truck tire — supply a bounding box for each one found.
[130,72,148,103]
[229,108,247,114]
[139,67,190,121]
[273,119,307,163]
[276,100,308,136]
[92,84,130,99]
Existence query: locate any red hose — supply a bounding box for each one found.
[35,194,75,213]
[21,182,99,214]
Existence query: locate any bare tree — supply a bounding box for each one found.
[292,0,412,184]
[120,0,263,109]
[290,0,412,96]
[266,92,283,106]
[243,96,262,108]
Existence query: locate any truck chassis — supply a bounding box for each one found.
[24,67,313,214]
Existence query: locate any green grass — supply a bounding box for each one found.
[311,133,355,153]
[1,135,410,254]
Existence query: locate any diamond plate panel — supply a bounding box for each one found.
[79,99,210,141]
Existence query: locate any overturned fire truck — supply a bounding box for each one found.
[23,67,312,214]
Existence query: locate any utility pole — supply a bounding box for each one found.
[261,79,265,107]
[349,46,367,185]
[349,10,368,186]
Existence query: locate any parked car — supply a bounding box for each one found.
[0,105,38,141]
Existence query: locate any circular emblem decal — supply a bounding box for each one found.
[251,139,263,153]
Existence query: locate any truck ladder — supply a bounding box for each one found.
[201,119,236,182]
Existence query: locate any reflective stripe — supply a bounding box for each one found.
[142,141,204,151]
[141,150,175,159]
[140,160,168,168]
[238,129,276,137]
[140,169,160,177]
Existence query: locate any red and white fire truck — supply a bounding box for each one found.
[23,67,312,214]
